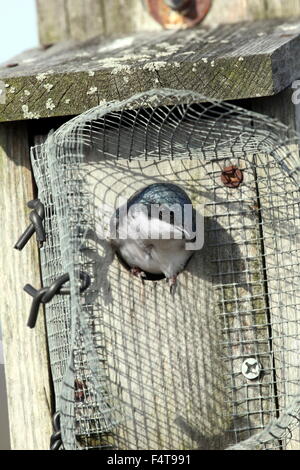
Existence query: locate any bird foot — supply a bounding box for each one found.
[168,275,178,296]
[130,267,146,281]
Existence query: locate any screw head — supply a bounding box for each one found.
[241,358,261,380]
[5,62,19,68]
[221,165,243,188]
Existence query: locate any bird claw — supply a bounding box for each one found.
[170,283,177,296]
[168,275,177,296]
[130,267,146,281]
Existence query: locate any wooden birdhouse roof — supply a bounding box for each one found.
[1,17,300,122]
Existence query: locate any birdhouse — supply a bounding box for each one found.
[1,0,300,451]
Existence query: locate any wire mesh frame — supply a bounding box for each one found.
[30,88,300,450]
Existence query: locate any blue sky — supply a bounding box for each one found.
[0,0,39,64]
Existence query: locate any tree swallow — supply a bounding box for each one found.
[110,183,198,294]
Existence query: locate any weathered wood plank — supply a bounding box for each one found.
[82,154,233,449]
[36,0,160,46]
[35,0,300,45]
[203,0,300,27]
[251,88,300,449]
[36,0,69,45]
[101,0,160,35]
[248,0,300,21]
[204,143,279,445]
[0,364,10,449]
[66,0,106,42]
[0,122,52,449]
[1,18,300,121]
[71,112,280,448]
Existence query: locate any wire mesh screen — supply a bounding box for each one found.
[30,89,300,450]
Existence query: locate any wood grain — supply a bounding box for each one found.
[82,153,232,449]
[35,0,300,45]
[72,113,281,448]
[1,18,300,121]
[36,0,160,45]
[0,122,52,449]
[0,365,10,449]
[36,0,69,45]
[203,0,300,27]
[251,88,300,449]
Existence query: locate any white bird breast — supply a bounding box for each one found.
[113,210,194,278]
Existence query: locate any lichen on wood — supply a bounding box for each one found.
[1,18,300,122]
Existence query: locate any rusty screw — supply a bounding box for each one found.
[74,379,87,402]
[5,62,19,68]
[221,165,243,188]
